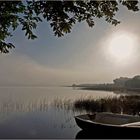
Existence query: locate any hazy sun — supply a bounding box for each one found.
[107,32,137,63]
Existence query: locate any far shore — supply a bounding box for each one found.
[69,85,140,93]
[80,87,140,92]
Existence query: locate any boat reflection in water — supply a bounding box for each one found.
[75,112,140,139]
[76,127,140,139]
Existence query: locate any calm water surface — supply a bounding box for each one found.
[0,86,118,138]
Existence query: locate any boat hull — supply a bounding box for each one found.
[75,113,140,138]
[75,113,140,131]
[75,116,140,131]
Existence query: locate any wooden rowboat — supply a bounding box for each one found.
[75,112,140,131]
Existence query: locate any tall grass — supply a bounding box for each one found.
[1,95,140,116]
[74,95,140,115]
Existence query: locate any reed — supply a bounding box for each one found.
[73,95,140,115]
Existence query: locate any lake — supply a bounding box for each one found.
[0,86,122,138]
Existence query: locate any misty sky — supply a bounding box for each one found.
[1,3,140,86]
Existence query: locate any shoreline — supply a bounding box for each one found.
[73,86,140,93]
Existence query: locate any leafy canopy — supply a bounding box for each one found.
[0,0,139,53]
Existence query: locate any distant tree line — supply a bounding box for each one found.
[114,75,140,89]
[73,75,140,92]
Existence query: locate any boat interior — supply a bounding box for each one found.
[78,112,140,125]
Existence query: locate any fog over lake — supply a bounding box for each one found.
[0,86,118,138]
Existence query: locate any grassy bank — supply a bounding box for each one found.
[73,95,140,115]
